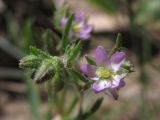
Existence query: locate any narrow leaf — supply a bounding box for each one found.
[90,97,103,113]
[23,18,35,53]
[83,97,104,118]
[115,33,122,48]
[42,29,54,53]
[68,41,82,63]
[65,95,79,115]
[60,14,74,52]
[85,55,96,65]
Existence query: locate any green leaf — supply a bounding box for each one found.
[67,41,82,64]
[109,33,122,57]
[135,0,160,24]
[42,29,54,53]
[23,18,35,53]
[90,97,103,113]
[83,97,104,118]
[85,55,96,65]
[30,46,51,59]
[60,14,74,52]
[25,72,42,120]
[115,33,122,48]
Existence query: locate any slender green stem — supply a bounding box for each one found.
[79,92,84,115]
[59,85,67,115]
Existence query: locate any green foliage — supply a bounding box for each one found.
[25,72,41,120]
[76,97,104,119]
[67,41,82,64]
[23,18,35,53]
[90,97,104,113]
[135,0,160,24]
[42,29,55,54]
[5,13,19,44]
[60,14,74,52]
[115,33,122,48]
[20,45,65,94]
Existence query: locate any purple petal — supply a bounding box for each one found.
[92,80,111,93]
[110,52,126,71]
[80,24,93,34]
[95,46,109,65]
[78,33,91,40]
[112,74,126,89]
[75,11,85,22]
[111,74,126,88]
[117,79,125,89]
[60,17,68,27]
[111,78,121,88]
[80,64,96,77]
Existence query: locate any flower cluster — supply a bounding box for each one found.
[80,46,132,99]
[60,11,93,40]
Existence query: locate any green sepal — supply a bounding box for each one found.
[19,55,40,69]
[33,60,53,83]
[121,61,135,73]
[85,55,96,65]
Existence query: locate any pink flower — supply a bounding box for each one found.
[80,46,129,100]
[60,11,93,40]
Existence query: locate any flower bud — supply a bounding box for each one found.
[19,55,40,69]
[33,60,53,83]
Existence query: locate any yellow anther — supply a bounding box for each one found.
[73,24,80,32]
[96,67,111,79]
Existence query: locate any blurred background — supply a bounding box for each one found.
[0,0,160,120]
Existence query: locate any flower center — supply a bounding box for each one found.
[73,24,80,32]
[96,67,112,79]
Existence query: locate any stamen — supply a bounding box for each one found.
[96,67,112,79]
[73,24,80,32]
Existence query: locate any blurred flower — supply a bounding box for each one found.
[80,46,131,100]
[60,11,93,40]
